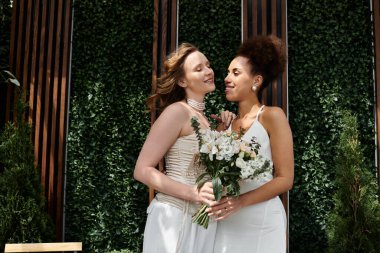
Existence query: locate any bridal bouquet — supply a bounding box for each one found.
[191,117,273,229]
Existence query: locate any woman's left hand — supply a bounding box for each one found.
[206,196,243,221]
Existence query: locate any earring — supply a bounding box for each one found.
[252,85,257,92]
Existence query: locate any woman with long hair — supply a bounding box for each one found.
[134,43,217,253]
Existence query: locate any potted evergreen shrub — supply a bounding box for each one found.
[327,111,380,253]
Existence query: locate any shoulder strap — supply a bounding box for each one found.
[255,105,265,121]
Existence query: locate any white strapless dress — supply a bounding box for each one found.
[213,106,287,253]
[143,134,217,253]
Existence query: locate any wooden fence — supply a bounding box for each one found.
[2,0,73,240]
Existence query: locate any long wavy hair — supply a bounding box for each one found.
[147,43,199,113]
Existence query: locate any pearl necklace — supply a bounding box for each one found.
[187,98,205,111]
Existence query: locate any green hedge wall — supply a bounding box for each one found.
[288,0,375,252]
[65,1,153,252]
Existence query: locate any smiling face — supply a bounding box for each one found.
[180,51,215,99]
[224,56,257,102]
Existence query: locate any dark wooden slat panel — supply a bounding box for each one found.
[13,0,26,121]
[262,0,267,35]
[270,0,278,106]
[149,0,177,202]
[43,0,56,216]
[281,0,287,113]
[271,0,277,36]
[15,0,24,79]
[160,0,168,71]
[373,0,380,192]
[29,0,41,125]
[22,0,33,97]
[7,0,73,240]
[6,0,18,123]
[170,0,177,51]
[149,0,160,202]
[252,0,258,37]
[243,0,248,40]
[49,0,64,235]
[35,0,48,187]
[57,0,73,239]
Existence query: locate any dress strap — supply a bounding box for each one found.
[255,105,265,121]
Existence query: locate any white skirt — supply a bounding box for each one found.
[213,196,286,253]
[143,198,217,253]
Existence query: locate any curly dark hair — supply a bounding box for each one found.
[237,35,287,96]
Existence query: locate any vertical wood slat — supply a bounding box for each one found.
[22,0,33,97]
[160,0,168,65]
[149,0,159,202]
[57,0,72,235]
[29,0,40,125]
[252,0,258,36]
[170,0,177,51]
[15,0,24,89]
[242,0,248,41]
[149,0,178,203]
[42,0,55,218]
[281,0,287,113]
[6,0,18,123]
[7,0,73,240]
[271,0,277,106]
[373,0,380,192]
[35,0,48,198]
[49,0,64,230]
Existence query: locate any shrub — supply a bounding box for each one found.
[0,80,54,251]
[326,111,380,253]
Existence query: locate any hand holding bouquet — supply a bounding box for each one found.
[191,117,272,229]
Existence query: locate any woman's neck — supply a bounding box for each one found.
[238,99,261,119]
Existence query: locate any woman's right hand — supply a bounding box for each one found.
[211,110,236,130]
[195,181,215,206]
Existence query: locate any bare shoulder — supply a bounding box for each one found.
[260,106,290,134]
[261,106,287,122]
[158,101,189,122]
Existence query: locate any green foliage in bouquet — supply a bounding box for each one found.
[326,111,380,253]
[0,75,54,251]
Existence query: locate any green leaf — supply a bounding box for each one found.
[212,177,222,202]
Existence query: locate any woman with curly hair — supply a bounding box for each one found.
[208,35,294,253]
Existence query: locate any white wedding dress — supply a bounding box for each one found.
[213,105,287,253]
[143,134,217,253]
